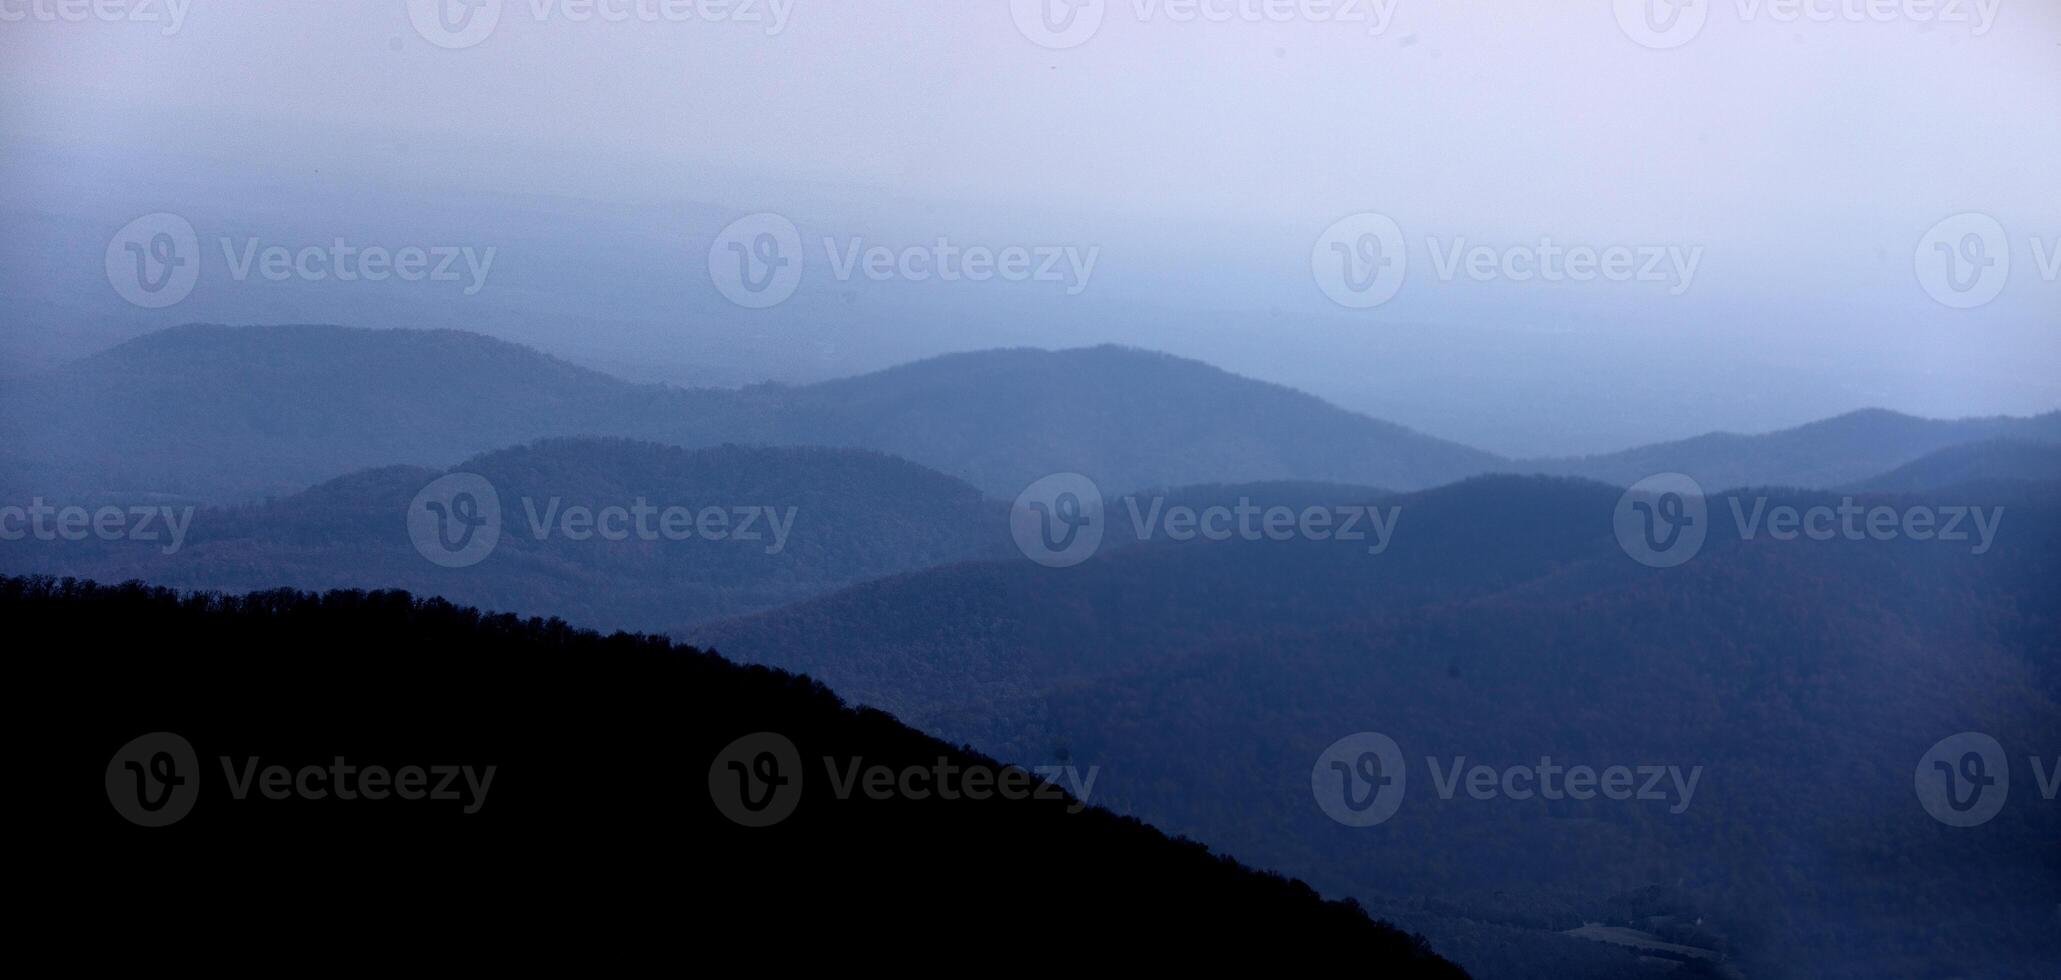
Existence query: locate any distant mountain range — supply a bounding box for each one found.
[8,324,2057,977]
[5,324,2053,504]
[761,345,1503,497]
[17,574,1466,974]
[691,476,2061,980]
[1524,409,2061,491]
[1841,440,2061,493]
[0,325,718,501]
[0,324,1495,502]
[0,438,1008,631]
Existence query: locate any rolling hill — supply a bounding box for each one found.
[0,323,735,501]
[1531,408,2061,490]
[690,476,2061,980]
[0,438,1010,630]
[757,345,1505,496]
[0,324,1502,503]
[7,325,2055,507]
[1841,439,2061,493]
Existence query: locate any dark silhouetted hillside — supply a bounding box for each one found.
[16,574,1469,973]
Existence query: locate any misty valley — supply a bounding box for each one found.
[9,325,2057,978]
[7,5,2057,977]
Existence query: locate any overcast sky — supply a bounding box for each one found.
[2,1,2056,452]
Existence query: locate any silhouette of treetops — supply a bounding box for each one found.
[16,574,1468,975]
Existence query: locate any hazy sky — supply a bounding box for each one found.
[7,2,2055,215]
[2,1,2056,453]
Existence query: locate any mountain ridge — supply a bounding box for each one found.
[6,324,2055,504]
[19,573,1470,974]
[0,436,1010,631]
[1521,407,2061,489]
[689,474,2061,980]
